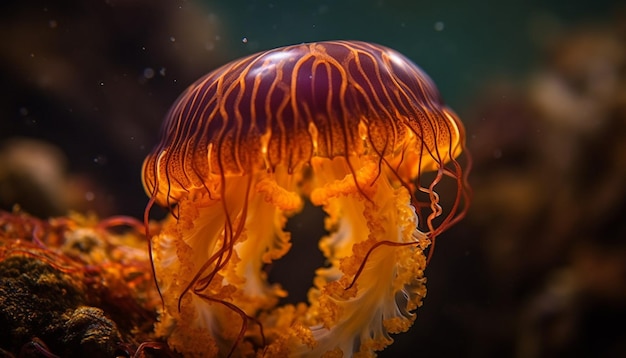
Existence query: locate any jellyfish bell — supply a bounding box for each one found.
[142,40,470,356]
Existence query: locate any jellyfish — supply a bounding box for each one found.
[142,40,470,357]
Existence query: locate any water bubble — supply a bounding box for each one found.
[143,68,155,79]
[85,192,95,201]
[169,36,176,42]
[93,155,108,165]
[434,21,445,31]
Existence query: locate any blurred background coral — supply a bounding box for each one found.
[1,0,624,357]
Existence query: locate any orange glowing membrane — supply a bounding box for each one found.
[142,40,470,357]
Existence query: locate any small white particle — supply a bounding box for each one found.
[93,155,107,165]
[434,21,445,31]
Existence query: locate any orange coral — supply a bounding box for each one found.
[0,210,165,357]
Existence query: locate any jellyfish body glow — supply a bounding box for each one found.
[142,41,470,357]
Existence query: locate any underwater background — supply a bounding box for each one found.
[1,0,624,357]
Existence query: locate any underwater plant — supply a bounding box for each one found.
[142,40,470,356]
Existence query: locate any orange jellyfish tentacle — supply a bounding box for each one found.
[176,163,253,332]
[178,169,265,353]
[194,291,266,357]
[344,153,378,204]
[365,123,391,187]
[345,239,419,291]
[97,215,144,234]
[144,189,165,308]
[431,114,472,236]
